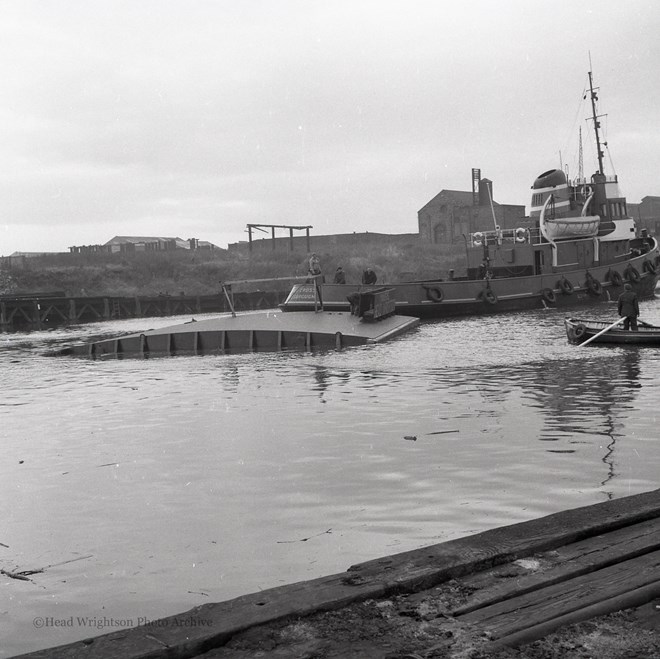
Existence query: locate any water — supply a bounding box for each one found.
[2,300,660,656]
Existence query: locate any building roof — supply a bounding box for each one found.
[197,240,221,249]
[8,251,57,257]
[419,189,496,212]
[104,236,190,249]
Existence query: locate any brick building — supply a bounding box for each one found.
[628,196,660,236]
[417,170,527,245]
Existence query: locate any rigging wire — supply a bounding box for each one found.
[606,144,618,180]
[561,83,588,174]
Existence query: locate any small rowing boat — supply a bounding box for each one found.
[564,317,660,345]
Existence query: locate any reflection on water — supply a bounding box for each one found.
[1,304,659,656]
[523,349,644,499]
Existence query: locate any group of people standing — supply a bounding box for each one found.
[307,253,378,285]
[310,251,643,330]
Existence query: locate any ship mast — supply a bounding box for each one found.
[588,70,605,176]
[578,126,583,181]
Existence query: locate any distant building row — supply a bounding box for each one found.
[5,173,660,262]
[68,236,219,254]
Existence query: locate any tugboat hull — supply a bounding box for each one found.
[282,249,660,319]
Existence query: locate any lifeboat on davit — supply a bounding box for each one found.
[529,168,600,241]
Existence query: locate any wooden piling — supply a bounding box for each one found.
[32,300,42,329]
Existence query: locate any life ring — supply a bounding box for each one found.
[472,232,484,247]
[625,266,641,283]
[480,289,498,305]
[608,270,623,287]
[574,323,587,339]
[425,286,444,303]
[515,227,527,243]
[586,277,603,296]
[558,278,574,295]
[643,260,657,275]
[541,288,556,304]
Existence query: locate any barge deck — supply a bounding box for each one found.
[55,310,420,358]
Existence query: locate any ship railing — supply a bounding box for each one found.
[221,275,323,317]
[569,177,591,187]
[470,226,532,247]
[527,227,543,244]
[569,174,618,186]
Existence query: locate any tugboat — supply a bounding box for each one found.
[282,71,660,319]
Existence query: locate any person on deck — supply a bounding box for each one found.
[333,266,346,284]
[617,283,639,331]
[307,253,324,283]
[362,267,377,285]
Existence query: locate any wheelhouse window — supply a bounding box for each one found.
[608,202,626,218]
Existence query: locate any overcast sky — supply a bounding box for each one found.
[2,1,659,255]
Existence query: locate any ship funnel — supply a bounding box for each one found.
[533,169,567,190]
[478,178,493,206]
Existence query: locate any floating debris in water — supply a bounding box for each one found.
[276,529,333,544]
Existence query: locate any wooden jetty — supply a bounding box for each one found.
[13,489,660,658]
[0,290,287,332]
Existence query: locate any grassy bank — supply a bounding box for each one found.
[1,241,467,297]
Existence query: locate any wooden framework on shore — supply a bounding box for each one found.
[246,223,313,253]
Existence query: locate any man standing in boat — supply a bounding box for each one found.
[617,283,640,331]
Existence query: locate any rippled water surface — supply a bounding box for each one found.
[2,300,660,656]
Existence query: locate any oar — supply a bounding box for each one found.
[580,318,624,347]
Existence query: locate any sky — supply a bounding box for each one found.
[1,0,660,255]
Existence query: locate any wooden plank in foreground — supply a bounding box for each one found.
[452,515,660,615]
[491,581,660,650]
[348,487,660,590]
[12,489,660,659]
[460,549,660,639]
